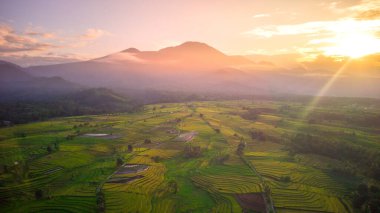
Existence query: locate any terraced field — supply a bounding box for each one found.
[1,100,379,212]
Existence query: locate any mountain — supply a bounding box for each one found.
[68,87,128,106]
[26,42,265,95]
[0,60,34,82]
[25,42,380,98]
[100,41,253,69]
[0,61,82,101]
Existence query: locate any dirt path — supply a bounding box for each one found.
[240,156,276,213]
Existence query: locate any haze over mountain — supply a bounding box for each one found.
[21,42,379,98]
[0,60,82,101]
[1,42,379,99]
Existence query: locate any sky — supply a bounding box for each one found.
[0,0,379,66]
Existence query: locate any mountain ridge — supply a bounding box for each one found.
[2,41,378,98]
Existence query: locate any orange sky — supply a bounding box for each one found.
[0,0,379,66]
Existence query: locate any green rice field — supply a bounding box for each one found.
[1,100,379,212]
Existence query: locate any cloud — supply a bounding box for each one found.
[348,0,380,12]
[253,13,271,18]
[244,18,380,59]
[0,24,111,65]
[81,28,110,40]
[25,31,56,39]
[349,0,380,20]
[244,19,380,38]
[0,24,57,52]
[326,0,380,20]
[0,52,87,66]
[23,25,56,39]
[0,24,110,54]
[355,9,380,20]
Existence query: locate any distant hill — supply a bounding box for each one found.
[0,88,140,124]
[66,88,130,108]
[0,60,34,82]
[26,42,260,94]
[19,42,380,98]
[0,61,82,101]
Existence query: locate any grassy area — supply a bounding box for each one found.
[1,100,379,212]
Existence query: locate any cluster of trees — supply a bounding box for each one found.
[168,180,178,194]
[34,188,52,200]
[151,156,161,163]
[96,190,106,213]
[210,154,230,165]
[279,176,291,182]
[250,130,266,142]
[35,189,44,200]
[240,108,276,121]
[1,142,60,182]
[236,141,246,156]
[1,161,30,183]
[116,157,124,167]
[352,184,380,212]
[127,145,133,152]
[288,134,380,180]
[184,145,201,158]
[47,143,60,154]
[0,88,141,124]
[307,111,380,128]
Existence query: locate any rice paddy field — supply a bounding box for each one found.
[1,99,379,212]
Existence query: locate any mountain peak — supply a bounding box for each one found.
[122,48,140,53]
[0,60,22,68]
[178,41,211,48]
[159,41,224,56]
[0,60,33,82]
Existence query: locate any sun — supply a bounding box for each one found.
[321,32,380,58]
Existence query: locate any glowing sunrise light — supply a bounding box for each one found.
[322,32,380,58]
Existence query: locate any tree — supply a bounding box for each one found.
[116,157,124,167]
[127,144,133,152]
[151,156,161,163]
[23,161,29,179]
[184,145,201,158]
[96,190,106,213]
[279,176,291,182]
[250,130,266,141]
[168,180,178,194]
[358,183,369,196]
[236,139,246,156]
[211,154,229,165]
[35,189,43,200]
[2,165,8,173]
[14,131,26,138]
[54,142,60,151]
[47,145,53,154]
[369,199,380,213]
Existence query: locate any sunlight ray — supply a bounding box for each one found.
[301,59,352,119]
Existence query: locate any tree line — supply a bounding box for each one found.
[287,133,380,180]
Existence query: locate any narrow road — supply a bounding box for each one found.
[240,155,275,213]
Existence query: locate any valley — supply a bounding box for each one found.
[1,99,379,212]
[2,1,380,212]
